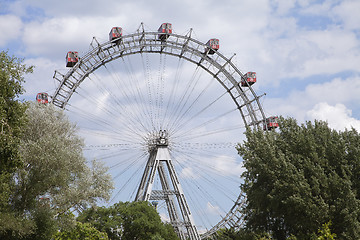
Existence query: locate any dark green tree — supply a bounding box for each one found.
[26,201,57,240]
[78,201,179,240]
[216,228,253,240]
[121,201,178,240]
[0,50,33,237]
[77,204,123,240]
[237,117,360,239]
[215,228,274,240]
[0,50,31,173]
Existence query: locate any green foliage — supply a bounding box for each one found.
[77,205,123,240]
[313,221,336,240]
[15,102,114,214]
[0,50,33,237]
[0,50,114,239]
[0,212,35,239]
[121,201,176,240]
[216,228,253,240]
[78,201,179,240]
[25,203,58,240]
[0,102,114,239]
[237,117,360,239]
[1,100,114,239]
[0,50,32,173]
[216,228,276,240]
[53,222,109,240]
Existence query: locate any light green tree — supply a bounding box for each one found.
[53,222,109,240]
[314,221,336,240]
[16,101,114,213]
[1,102,114,239]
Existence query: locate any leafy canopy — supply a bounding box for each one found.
[1,101,114,239]
[78,201,179,240]
[0,50,33,237]
[16,102,114,214]
[237,117,360,240]
[53,222,109,240]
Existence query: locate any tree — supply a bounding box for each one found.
[216,228,253,240]
[0,50,33,237]
[0,50,114,239]
[18,102,113,212]
[121,201,178,240]
[53,222,109,240]
[0,101,114,239]
[9,102,114,238]
[215,228,274,240]
[0,50,31,174]
[77,204,123,240]
[237,117,360,239]
[78,201,179,240]
[314,221,336,240]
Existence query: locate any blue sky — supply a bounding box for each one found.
[1,0,360,233]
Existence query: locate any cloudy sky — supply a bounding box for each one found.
[1,0,360,131]
[1,0,360,233]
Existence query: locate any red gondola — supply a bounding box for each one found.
[36,92,49,104]
[109,27,123,42]
[264,116,279,130]
[66,51,79,67]
[241,72,256,87]
[205,39,219,55]
[158,23,172,41]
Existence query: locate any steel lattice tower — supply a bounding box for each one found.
[135,130,200,240]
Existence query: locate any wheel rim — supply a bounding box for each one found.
[52,24,267,238]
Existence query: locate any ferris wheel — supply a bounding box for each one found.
[50,22,272,239]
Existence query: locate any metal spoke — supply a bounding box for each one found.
[51,24,269,239]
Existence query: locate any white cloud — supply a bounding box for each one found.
[299,0,335,16]
[304,76,360,105]
[247,1,360,85]
[289,28,360,77]
[6,0,358,133]
[304,28,358,54]
[264,75,360,123]
[259,27,360,81]
[22,16,126,58]
[332,0,360,31]
[5,0,358,91]
[23,57,60,98]
[271,0,296,15]
[206,202,221,215]
[307,102,360,131]
[0,15,22,46]
[213,155,245,176]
